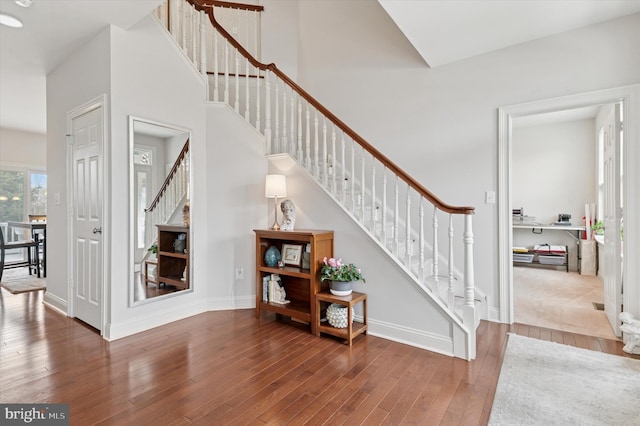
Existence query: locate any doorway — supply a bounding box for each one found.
[497,85,640,331]
[67,96,107,332]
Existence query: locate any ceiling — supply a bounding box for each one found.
[0,0,162,134]
[2,0,640,135]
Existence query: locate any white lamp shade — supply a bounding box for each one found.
[265,174,287,198]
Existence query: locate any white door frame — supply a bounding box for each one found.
[498,84,640,324]
[66,94,110,334]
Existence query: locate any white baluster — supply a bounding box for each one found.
[265,70,272,153]
[405,186,411,265]
[350,142,356,212]
[322,119,328,186]
[255,66,261,132]
[305,103,311,168]
[341,133,347,203]
[360,147,365,220]
[448,214,455,309]
[191,6,196,65]
[199,10,206,81]
[274,80,280,153]
[464,214,476,359]
[224,41,229,104]
[419,198,425,284]
[213,30,219,102]
[382,170,387,244]
[432,205,439,291]
[244,58,250,121]
[282,89,288,154]
[297,98,303,162]
[289,91,295,154]
[170,0,177,40]
[313,111,319,177]
[182,2,187,52]
[331,129,337,195]
[393,176,399,255]
[234,48,240,113]
[370,159,376,231]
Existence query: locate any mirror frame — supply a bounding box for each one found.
[128,115,193,307]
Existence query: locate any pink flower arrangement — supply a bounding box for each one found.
[320,256,365,283]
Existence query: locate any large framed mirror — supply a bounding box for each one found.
[129,116,192,306]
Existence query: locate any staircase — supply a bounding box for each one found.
[154,0,482,360]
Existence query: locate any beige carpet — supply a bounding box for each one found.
[489,334,640,425]
[514,266,617,340]
[0,268,46,294]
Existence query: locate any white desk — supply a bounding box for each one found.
[513,224,586,240]
[513,224,587,272]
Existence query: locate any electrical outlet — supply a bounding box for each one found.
[485,191,496,204]
[235,267,244,280]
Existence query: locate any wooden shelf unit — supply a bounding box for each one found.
[316,290,367,346]
[156,224,189,289]
[254,229,333,335]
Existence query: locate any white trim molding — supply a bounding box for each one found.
[498,84,640,324]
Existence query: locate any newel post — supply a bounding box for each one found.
[463,213,476,359]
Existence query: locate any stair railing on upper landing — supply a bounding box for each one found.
[144,140,190,250]
[155,0,478,359]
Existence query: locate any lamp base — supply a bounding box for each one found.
[269,196,281,231]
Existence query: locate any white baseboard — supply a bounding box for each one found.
[104,299,207,341]
[366,318,454,357]
[43,292,68,315]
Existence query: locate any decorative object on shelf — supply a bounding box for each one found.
[329,280,356,296]
[264,245,281,267]
[265,174,287,230]
[326,303,353,328]
[148,242,158,255]
[183,202,190,226]
[280,199,296,231]
[268,274,290,304]
[320,256,365,296]
[619,312,640,354]
[301,244,311,269]
[282,243,303,266]
[173,233,187,253]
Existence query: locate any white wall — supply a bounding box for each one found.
[107,16,209,338]
[0,128,46,170]
[46,25,111,312]
[291,1,640,319]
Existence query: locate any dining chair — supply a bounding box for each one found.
[0,227,42,282]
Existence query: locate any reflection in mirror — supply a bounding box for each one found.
[129,116,191,306]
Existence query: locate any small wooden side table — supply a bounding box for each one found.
[144,259,158,286]
[315,290,367,346]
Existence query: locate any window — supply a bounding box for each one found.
[0,168,47,227]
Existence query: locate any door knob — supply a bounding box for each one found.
[92,227,102,234]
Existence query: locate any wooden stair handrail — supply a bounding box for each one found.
[145,139,190,213]
[190,0,474,215]
[199,0,263,12]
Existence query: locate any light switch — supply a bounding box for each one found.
[54,192,61,205]
[485,191,496,204]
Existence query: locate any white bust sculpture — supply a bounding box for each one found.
[619,312,640,354]
[280,199,296,231]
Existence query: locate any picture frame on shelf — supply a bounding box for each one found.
[282,244,303,266]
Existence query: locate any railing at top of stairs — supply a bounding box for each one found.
[144,140,190,250]
[155,0,478,360]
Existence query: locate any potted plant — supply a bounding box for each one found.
[320,256,365,296]
[591,220,604,236]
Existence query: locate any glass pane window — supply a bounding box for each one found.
[30,172,47,215]
[0,170,25,223]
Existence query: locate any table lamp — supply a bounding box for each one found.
[265,174,287,230]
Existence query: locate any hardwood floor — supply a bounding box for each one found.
[0,288,636,425]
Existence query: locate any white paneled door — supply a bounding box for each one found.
[70,103,104,330]
[602,103,623,337]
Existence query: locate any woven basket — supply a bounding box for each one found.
[326,303,354,328]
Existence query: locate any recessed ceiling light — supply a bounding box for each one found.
[14,0,33,7]
[0,13,23,28]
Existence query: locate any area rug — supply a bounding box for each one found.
[0,269,46,294]
[489,334,640,426]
